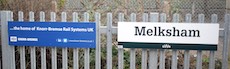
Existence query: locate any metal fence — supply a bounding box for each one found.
[1,11,229,69]
[65,0,227,28]
[66,0,226,15]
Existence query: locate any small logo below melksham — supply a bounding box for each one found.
[162,44,171,49]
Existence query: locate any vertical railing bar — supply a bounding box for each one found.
[29,11,36,69]
[208,14,217,69]
[61,12,68,69]
[185,14,192,23]
[107,13,113,69]
[211,14,218,23]
[84,12,90,69]
[18,11,26,69]
[118,13,124,69]
[1,11,14,69]
[196,50,202,69]
[160,13,167,22]
[95,12,101,69]
[130,13,136,69]
[141,13,148,69]
[172,13,180,22]
[73,12,79,69]
[40,11,46,69]
[222,14,230,69]
[50,12,57,69]
[73,48,79,69]
[184,50,190,69]
[159,49,166,69]
[171,13,179,69]
[159,13,166,69]
[9,11,16,69]
[149,13,159,69]
[196,14,204,69]
[184,13,192,69]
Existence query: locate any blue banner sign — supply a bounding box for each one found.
[8,21,96,48]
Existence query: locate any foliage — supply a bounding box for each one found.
[0,0,8,10]
[58,0,66,9]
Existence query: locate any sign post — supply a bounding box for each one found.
[8,21,96,48]
[118,22,219,50]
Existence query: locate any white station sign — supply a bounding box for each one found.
[118,22,219,50]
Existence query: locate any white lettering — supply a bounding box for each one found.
[20,26,31,30]
[18,38,27,41]
[26,38,38,41]
[71,28,87,32]
[36,27,47,31]
[48,27,63,31]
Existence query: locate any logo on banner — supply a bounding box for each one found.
[10,36,17,42]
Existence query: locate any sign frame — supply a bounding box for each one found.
[118,22,219,50]
[8,21,96,48]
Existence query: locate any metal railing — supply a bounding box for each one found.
[0,11,229,69]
